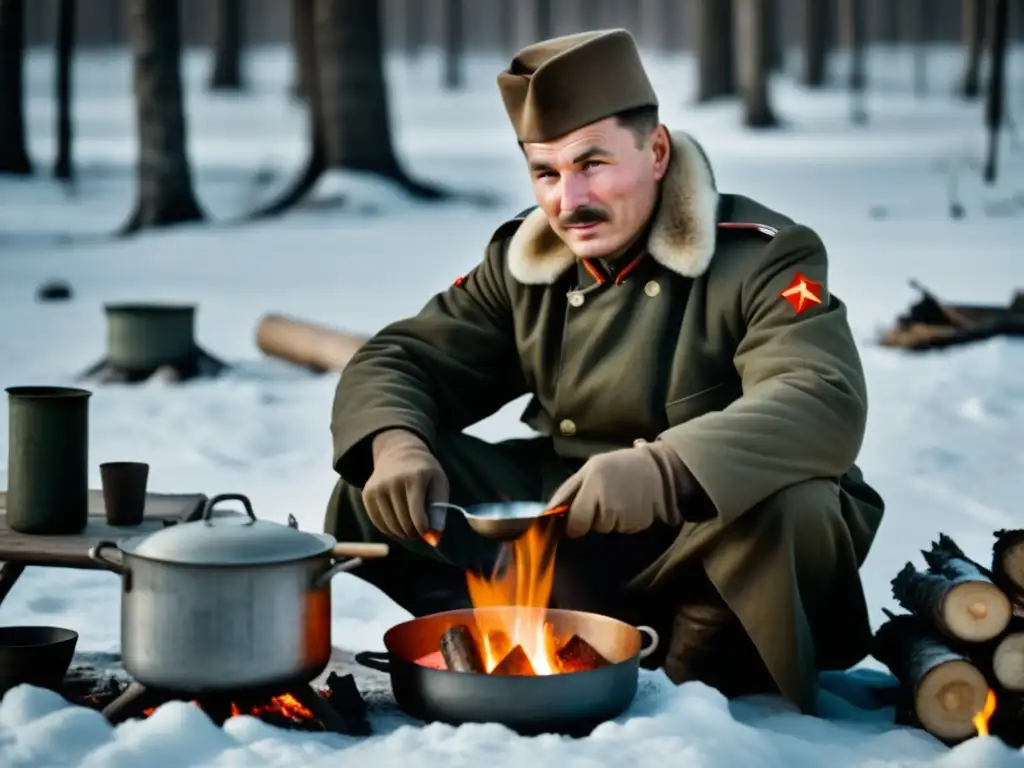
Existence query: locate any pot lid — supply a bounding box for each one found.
[119,493,334,566]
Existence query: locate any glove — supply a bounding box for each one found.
[362,429,450,540]
[547,441,694,538]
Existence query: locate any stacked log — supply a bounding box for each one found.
[871,532,1024,745]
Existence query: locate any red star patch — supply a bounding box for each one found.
[452,275,466,287]
[780,272,823,315]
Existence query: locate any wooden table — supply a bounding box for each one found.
[0,490,208,607]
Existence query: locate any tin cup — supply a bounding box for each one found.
[100,462,149,526]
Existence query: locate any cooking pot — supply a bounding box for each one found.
[88,492,388,693]
[355,606,658,735]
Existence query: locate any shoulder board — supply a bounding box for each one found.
[488,205,539,244]
[717,222,779,239]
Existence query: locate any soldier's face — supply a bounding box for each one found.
[523,117,671,259]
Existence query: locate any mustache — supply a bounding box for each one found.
[559,207,609,227]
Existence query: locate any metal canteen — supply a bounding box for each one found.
[88,492,389,692]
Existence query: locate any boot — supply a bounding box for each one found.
[663,591,778,699]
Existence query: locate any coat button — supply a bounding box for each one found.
[559,419,577,436]
[567,291,585,308]
[644,281,661,297]
[633,438,648,447]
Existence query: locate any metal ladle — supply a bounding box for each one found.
[427,501,568,542]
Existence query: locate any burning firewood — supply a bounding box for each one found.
[992,529,1024,610]
[439,625,486,673]
[554,634,611,673]
[490,645,536,676]
[872,610,992,742]
[485,629,512,664]
[891,534,1012,643]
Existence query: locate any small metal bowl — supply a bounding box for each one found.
[429,501,567,541]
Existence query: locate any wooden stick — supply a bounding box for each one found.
[992,529,1024,609]
[255,313,366,372]
[331,542,389,560]
[891,534,1012,642]
[438,625,486,673]
[872,611,991,742]
[490,645,535,676]
[555,634,611,673]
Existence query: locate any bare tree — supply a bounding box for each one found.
[983,0,1010,185]
[535,0,553,41]
[959,0,986,100]
[694,0,735,102]
[735,0,778,128]
[0,0,32,175]
[289,0,311,99]
[404,0,426,61]
[54,0,75,180]
[208,0,246,91]
[839,0,867,124]
[902,0,929,96]
[764,0,784,71]
[122,0,205,233]
[252,0,324,217]
[442,0,463,90]
[799,0,829,88]
[498,0,516,56]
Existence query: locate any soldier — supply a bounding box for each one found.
[326,29,885,714]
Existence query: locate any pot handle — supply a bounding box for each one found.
[88,540,125,574]
[636,625,660,660]
[202,493,256,523]
[354,651,391,674]
[311,557,364,589]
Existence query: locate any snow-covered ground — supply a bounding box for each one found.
[1,42,1024,766]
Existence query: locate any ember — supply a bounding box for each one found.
[142,692,314,722]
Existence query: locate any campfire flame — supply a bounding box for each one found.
[972,689,997,737]
[465,517,561,674]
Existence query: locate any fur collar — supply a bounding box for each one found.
[506,131,720,284]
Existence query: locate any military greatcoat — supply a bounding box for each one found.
[328,131,885,714]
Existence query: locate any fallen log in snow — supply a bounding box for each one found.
[255,313,367,373]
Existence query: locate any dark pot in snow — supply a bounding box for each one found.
[104,303,197,373]
[5,386,92,534]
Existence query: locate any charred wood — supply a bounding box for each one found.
[439,624,486,673]
[491,645,535,676]
[555,634,611,673]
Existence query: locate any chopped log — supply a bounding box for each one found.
[490,645,535,676]
[891,534,1012,642]
[438,624,486,674]
[992,529,1024,609]
[555,634,611,673]
[871,611,991,742]
[255,313,366,373]
[992,629,1024,691]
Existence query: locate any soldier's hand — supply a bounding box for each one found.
[547,442,686,538]
[363,429,450,540]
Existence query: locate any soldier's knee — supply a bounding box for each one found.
[748,479,847,561]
